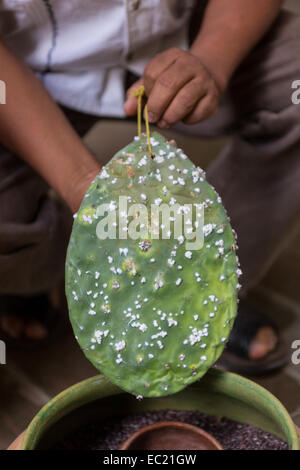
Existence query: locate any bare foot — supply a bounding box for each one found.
[248,326,278,360]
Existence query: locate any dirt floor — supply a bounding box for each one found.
[1,0,299,449]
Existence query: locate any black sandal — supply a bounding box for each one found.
[217,300,289,376]
[0,293,66,350]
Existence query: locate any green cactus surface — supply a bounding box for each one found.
[66,132,240,398]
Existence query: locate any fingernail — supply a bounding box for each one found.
[158,120,170,129]
[147,112,156,123]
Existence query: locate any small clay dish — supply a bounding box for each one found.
[119,420,223,450]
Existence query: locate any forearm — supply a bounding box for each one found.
[190,0,284,92]
[0,41,100,212]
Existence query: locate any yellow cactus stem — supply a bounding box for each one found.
[144,104,153,156]
[132,85,144,137]
[131,85,153,157]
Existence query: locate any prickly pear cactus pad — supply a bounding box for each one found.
[66,132,240,398]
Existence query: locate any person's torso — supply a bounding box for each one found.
[0,0,196,115]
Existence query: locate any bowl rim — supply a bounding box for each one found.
[22,368,299,450]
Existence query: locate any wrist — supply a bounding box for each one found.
[190,42,233,94]
[63,159,101,214]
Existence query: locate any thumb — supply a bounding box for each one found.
[124,78,144,116]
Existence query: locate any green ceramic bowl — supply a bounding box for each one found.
[21,368,299,450]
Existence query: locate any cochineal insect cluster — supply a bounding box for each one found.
[66,132,240,397]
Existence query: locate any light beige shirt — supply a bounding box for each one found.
[0,0,195,116]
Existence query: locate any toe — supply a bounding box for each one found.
[0,315,25,339]
[24,320,48,340]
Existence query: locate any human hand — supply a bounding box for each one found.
[124,47,223,128]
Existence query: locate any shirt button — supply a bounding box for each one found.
[128,0,140,11]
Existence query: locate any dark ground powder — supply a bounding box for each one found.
[52,409,288,450]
